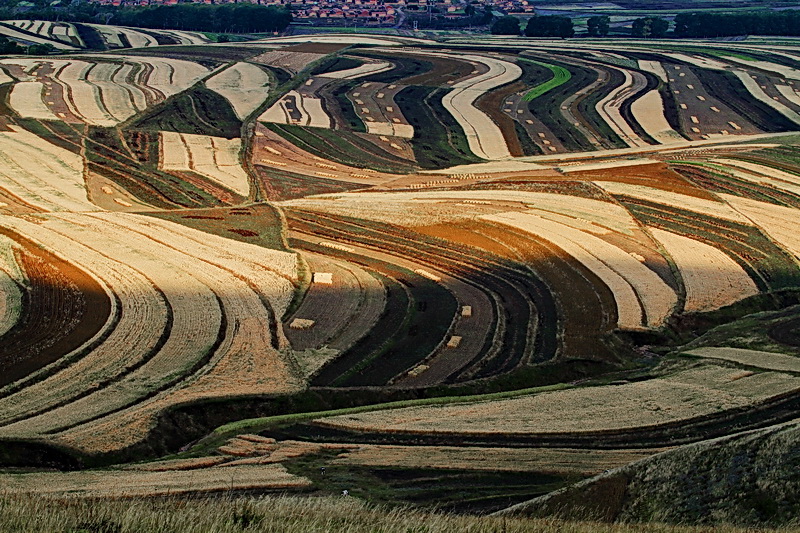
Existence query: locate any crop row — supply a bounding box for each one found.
[160,132,251,198]
[617,196,800,293]
[0,124,93,212]
[0,211,301,454]
[0,227,113,390]
[483,210,675,329]
[86,126,223,209]
[284,208,557,383]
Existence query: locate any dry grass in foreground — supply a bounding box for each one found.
[0,494,789,533]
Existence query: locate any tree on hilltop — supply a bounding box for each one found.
[631,16,669,38]
[491,16,520,35]
[587,15,609,37]
[524,15,573,38]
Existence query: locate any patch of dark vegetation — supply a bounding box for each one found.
[228,228,259,237]
[0,83,15,121]
[254,166,364,202]
[144,204,288,251]
[695,70,798,132]
[72,23,106,50]
[129,86,242,139]
[15,119,86,155]
[122,129,160,165]
[310,56,362,77]
[622,289,800,352]
[514,121,542,155]
[523,57,595,152]
[117,31,132,49]
[395,85,481,168]
[769,311,800,348]
[266,65,292,86]
[674,292,800,354]
[659,83,689,139]
[0,438,83,470]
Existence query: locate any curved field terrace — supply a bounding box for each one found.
[0,32,799,528]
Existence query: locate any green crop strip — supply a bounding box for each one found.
[520,58,572,102]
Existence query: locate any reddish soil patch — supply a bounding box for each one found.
[0,228,112,388]
[0,186,43,216]
[570,162,717,200]
[228,228,258,237]
[418,220,620,362]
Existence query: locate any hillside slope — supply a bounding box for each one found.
[499,420,800,527]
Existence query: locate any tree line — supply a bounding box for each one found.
[492,10,800,38]
[674,11,800,38]
[0,3,291,34]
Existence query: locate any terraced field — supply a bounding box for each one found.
[0,34,799,527]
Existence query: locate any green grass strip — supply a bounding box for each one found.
[194,382,573,452]
[519,58,572,102]
[690,48,759,62]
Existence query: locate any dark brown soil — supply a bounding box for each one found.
[0,228,113,388]
[475,80,526,157]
